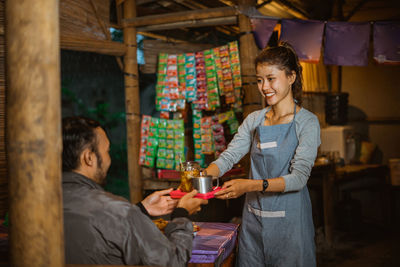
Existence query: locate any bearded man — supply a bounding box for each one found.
[62,116,207,266]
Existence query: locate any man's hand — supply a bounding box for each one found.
[177,190,208,215]
[141,188,178,216]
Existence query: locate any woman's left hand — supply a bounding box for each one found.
[214,179,251,199]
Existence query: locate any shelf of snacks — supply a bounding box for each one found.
[139,41,245,183]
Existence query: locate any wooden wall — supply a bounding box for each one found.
[0,0,7,218]
[60,0,110,40]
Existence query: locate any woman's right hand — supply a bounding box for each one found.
[177,190,208,215]
[214,179,255,199]
[204,163,220,178]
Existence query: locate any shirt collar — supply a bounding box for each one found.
[62,171,104,191]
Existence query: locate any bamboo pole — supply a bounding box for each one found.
[124,0,142,203]
[60,36,126,56]
[123,6,238,27]
[137,16,237,32]
[238,0,260,117]
[5,0,64,266]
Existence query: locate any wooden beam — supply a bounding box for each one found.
[256,0,272,9]
[170,0,239,38]
[217,0,235,6]
[137,16,237,31]
[124,0,143,203]
[6,0,64,266]
[60,36,126,56]
[345,0,370,21]
[274,0,309,19]
[137,0,158,5]
[137,31,187,43]
[123,6,238,27]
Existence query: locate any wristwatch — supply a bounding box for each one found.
[262,179,269,192]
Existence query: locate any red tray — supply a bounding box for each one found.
[170,187,222,199]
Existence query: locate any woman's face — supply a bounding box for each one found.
[256,64,296,106]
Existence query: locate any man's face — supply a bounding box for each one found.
[93,127,111,185]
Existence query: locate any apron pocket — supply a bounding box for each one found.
[248,204,285,218]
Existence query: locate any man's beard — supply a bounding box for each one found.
[94,151,107,186]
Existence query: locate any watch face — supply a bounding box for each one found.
[263,179,269,191]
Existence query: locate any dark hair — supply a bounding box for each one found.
[255,42,303,105]
[62,116,101,172]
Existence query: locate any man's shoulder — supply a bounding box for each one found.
[63,181,135,216]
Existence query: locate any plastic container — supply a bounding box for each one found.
[389,158,400,186]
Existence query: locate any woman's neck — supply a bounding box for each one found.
[270,98,295,118]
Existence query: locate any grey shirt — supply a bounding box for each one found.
[212,107,321,192]
[62,171,193,266]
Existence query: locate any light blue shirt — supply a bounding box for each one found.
[212,107,321,192]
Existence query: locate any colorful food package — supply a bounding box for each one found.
[156,53,186,112]
[213,47,225,96]
[185,53,197,102]
[229,41,243,112]
[173,119,185,170]
[212,116,226,157]
[139,116,185,171]
[139,116,159,168]
[177,53,187,100]
[192,107,206,167]
[226,110,239,134]
[193,51,208,110]
[204,49,220,110]
[219,45,235,104]
[200,116,214,155]
[139,115,151,166]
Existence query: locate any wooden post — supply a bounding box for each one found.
[329,0,343,93]
[238,0,261,118]
[6,0,64,266]
[238,0,259,176]
[124,0,142,203]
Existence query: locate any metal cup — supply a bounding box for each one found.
[191,175,219,194]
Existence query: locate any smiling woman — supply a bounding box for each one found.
[205,42,321,267]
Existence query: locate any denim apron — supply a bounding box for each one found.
[236,105,315,267]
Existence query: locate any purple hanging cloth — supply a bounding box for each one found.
[280,19,325,63]
[250,18,278,49]
[324,21,370,66]
[373,21,400,64]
